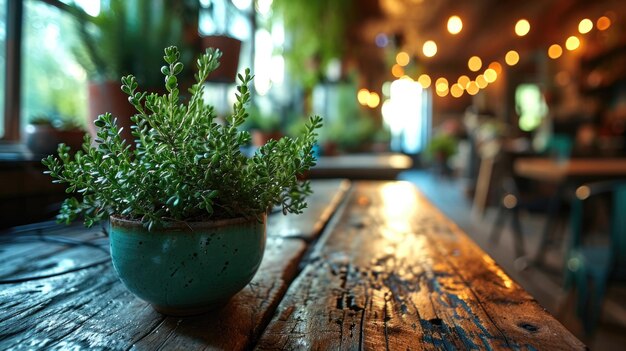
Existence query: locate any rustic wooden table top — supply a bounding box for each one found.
[0,180,585,350]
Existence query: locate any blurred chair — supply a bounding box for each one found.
[564,180,626,334]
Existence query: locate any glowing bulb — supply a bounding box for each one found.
[515,19,530,36]
[597,16,611,31]
[548,44,563,59]
[357,89,370,105]
[367,92,380,108]
[578,19,593,34]
[476,75,488,88]
[484,68,497,83]
[457,75,470,88]
[450,84,463,97]
[423,40,437,58]
[488,62,502,75]
[392,64,404,78]
[447,16,463,35]
[396,52,410,66]
[417,74,431,89]
[565,36,580,51]
[468,56,482,72]
[505,50,519,66]
[435,77,449,93]
[466,81,479,95]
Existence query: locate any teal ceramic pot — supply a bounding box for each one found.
[109,215,266,316]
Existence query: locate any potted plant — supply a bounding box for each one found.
[25,114,86,155]
[426,133,458,176]
[243,106,283,147]
[69,0,200,142]
[42,46,322,316]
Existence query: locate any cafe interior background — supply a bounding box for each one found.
[1,0,626,348]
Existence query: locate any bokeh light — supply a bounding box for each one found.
[468,56,482,72]
[565,36,580,51]
[515,19,530,36]
[597,16,611,31]
[417,74,432,89]
[505,50,519,66]
[423,40,438,57]
[447,16,463,35]
[396,52,410,66]
[548,44,563,59]
[578,19,593,34]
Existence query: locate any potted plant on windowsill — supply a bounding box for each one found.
[42,46,322,316]
[25,115,86,156]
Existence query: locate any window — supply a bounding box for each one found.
[21,0,87,129]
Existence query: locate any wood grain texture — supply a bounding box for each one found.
[0,237,306,351]
[0,179,349,350]
[267,179,350,241]
[256,181,587,350]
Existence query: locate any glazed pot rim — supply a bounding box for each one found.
[110,213,266,231]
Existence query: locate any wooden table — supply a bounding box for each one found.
[514,157,626,263]
[514,157,626,182]
[0,180,585,350]
[308,153,413,180]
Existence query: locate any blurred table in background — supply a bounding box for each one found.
[514,158,626,182]
[307,153,413,180]
[514,157,626,264]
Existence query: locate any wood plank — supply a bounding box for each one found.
[256,181,586,350]
[0,226,108,281]
[0,237,306,351]
[0,179,350,350]
[267,179,350,241]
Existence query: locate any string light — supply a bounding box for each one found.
[435,77,449,93]
[597,16,611,31]
[488,62,502,75]
[466,81,479,95]
[476,75,488,88]
[436,87,449,97]
[396,52,410,66]
[367,92,380,108]
[565,36,580,51]
[548,44,563,59]
[515,19,530,36]
[391,64,404,78]
[447,16,463,35]
[417,74,431,89]
[468,56,482,72]
[450,84,464,97]
[357,89,370,105]
[457,75,470,88]
[484,68,498,83]
[578,19,593,34]
[423,40,438,57]
[408,12,617,98]
[505,50,519,66]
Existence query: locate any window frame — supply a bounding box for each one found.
[2,0,73,144]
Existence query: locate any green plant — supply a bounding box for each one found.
[70,0,197,86]
[426,133,458,160]
[43,46,322,230]
[29,114,85,131]
[271,0,353,89]
[243,106,282,133]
